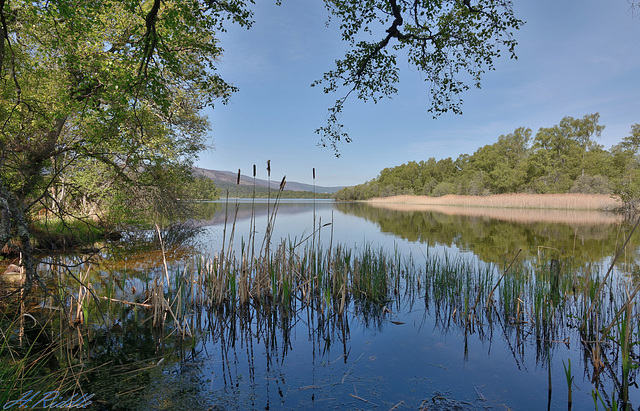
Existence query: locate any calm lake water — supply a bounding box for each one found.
[95,198,633,411]
[14,199,637,410]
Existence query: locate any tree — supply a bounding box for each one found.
[2,0,526,291]
[529,114,604,193]
[0,0,252,291]
[493,128,531,190]
[610,124,640,211]
[314,0,523,154]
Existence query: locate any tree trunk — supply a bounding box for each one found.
[0,182,37,293]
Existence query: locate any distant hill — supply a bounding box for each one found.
[194,167,345,197]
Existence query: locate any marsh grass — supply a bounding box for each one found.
[88,203,640,409]
[2,176,639,409]
[29,215,105,252]
[0,305,95,407]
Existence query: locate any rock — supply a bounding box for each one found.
[105,231,122,241]
[3,264,21,275]
[1,264,25,283]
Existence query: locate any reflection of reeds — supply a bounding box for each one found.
[5,242,638,410]
[367,199,624,225]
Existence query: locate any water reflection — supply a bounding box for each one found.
[193,200,639,269]
[335,202,639,268]
[3,200,639,410]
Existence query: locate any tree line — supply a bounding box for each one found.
[333,114,640,211]
[213,181,332,199]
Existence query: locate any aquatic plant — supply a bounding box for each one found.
[2,175,639,409]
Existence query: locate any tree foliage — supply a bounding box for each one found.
[0,0,590,293]
[333,114,640,212]
[315,0,523,154]
[1,0,246,289]
[610,124,640,211]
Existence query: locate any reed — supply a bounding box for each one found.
[618,304,634,408]
[0,306,92,406]
[563,358,574,409]
[368,193,622,211]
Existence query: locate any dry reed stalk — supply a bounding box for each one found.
[260,176,287,256]
[226,188,241,272]
[481,249,521,311]
[175,284,182,332]
[99,296,153,308]
[151,277,163,328]
[368,193,621,211]
[601,282,640,337]
[155,224,170,285]
[74,265,92,325]
[339,265,348,315]
[250,164,258,273]
[239,252,250,304]
[189,262,195,306]
[154,278,190,337]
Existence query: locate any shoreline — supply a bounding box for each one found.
[365,193,622,211]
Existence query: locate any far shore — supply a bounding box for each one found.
[366,193,622,211]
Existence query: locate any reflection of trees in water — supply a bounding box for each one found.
[335,202,640,268]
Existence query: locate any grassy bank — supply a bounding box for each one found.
[367,193,622,211]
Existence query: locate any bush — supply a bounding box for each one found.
[570,174,611,194]
[431,182,456,197]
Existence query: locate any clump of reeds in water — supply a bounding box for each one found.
[191,167,417,317]
[199,231,408,316]
[195,170,640,339]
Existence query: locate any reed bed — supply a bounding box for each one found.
[192,198,638,369]
[368,193,622,211]
[187,230,639,409]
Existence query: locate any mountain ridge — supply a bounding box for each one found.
[194,167,345,194]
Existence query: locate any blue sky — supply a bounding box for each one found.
[197,0,640,187]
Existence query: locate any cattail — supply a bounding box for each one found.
[313,168,316,180]
[253,164,256,177]
[267,160,271,177]
[236,169,240,185]
[279,176,286,191]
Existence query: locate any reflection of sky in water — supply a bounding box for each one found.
[197,199,460,261]
[158,199,640,410]
[144,284,611,410]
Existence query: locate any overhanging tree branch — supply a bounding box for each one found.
[316,0,523,154]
